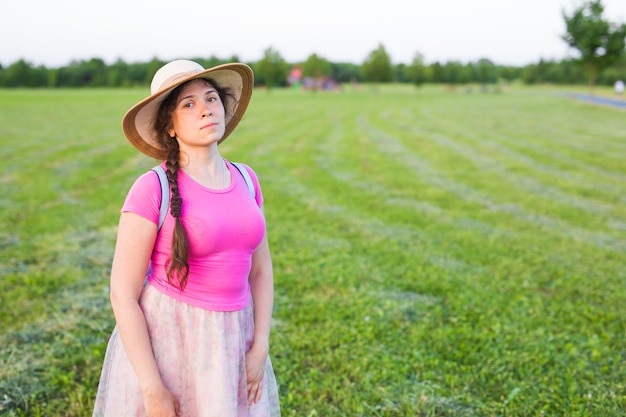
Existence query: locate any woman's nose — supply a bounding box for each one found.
[201,104,213,117]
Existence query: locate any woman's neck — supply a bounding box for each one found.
[179,148,230,189]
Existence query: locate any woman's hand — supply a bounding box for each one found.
[246,343,268,404]
[143,383,181,417]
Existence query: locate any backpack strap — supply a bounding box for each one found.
[231,162,256,200]
[151,165,169,232]
[151,162,254,234]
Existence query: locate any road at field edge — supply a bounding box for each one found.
[564,93,626,110]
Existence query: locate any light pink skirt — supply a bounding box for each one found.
[93,284,281,417]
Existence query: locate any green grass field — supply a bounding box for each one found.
[1,84,625,416]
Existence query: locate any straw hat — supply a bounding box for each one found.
[122,60,254,159]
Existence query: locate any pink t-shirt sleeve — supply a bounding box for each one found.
[121,170,162,224]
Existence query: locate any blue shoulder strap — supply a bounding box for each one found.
[151,165,169,231]
[231,162,256,200]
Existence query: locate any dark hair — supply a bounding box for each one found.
[152,77,235,290]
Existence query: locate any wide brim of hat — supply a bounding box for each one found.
[122,63,254,160]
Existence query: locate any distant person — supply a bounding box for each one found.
[92,60,281,417]
[615,79,624,100]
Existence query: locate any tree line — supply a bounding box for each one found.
[1,0,624,90]
[1,50,623,89]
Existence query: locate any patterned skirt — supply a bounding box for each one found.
[92,284,281,417]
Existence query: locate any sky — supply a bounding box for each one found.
[2,0,626,68]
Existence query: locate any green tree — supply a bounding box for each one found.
[474,58,499,87]
[107,59,129,87]
[430,62,444,83]
[598,55,626,85]
[302,53,331,91]
[562,0,626,94]
[499,65,522,83]
[3,59,47,87]
[195,55,229,69]
[394,63,408,83]
[331,62,360,83]
[84,58,108,86]
[254,47,288,90]
[46,68,58,87]
[361,44,393,86]
[406,52,428,88]
[442,60,467,86]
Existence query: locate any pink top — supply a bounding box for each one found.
[121,160,266,311]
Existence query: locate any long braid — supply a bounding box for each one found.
[164,140,189,289]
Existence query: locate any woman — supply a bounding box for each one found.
[93,60,280,417]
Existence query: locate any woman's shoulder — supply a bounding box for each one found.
[121,166,164,222]
[134,166,163,189]
[226,160,264,207]
[124,166,163,202]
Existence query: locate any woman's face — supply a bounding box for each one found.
[168,78,226,151]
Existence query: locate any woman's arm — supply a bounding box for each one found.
[109,212,179,416]
[246,216,275,404]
